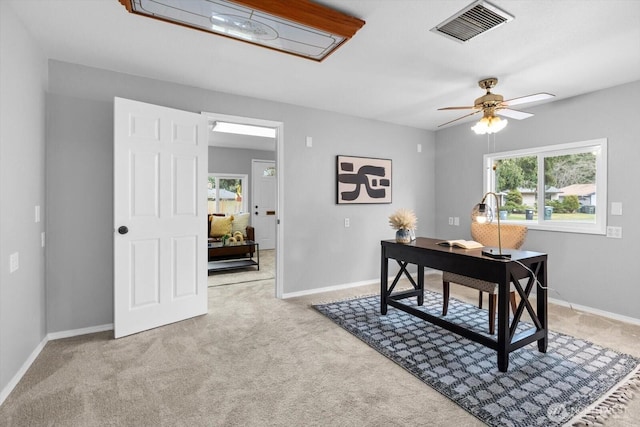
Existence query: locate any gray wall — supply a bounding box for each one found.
[434,81,640,320]
[0,3,48,394]
[208,146,275,175]
[209,146,275,217]
[45,60,435,333]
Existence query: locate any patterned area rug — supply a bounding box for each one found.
[314,291,640,427]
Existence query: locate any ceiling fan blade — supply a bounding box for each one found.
[496,108,533,120]
[438,106,477,111]
[437,109,483,127]
[502,92,555,106]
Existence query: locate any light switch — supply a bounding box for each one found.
[417,143,422,153]
[35,205,41,223]
[611,202,622,216]
[10,252,19,273]
[305,136,312,148]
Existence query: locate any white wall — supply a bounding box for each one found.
[0,2,48,396]
[435,81,640,321]
[45,60,435,332]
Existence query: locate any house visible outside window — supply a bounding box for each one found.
[484,138,607,234]
[208,174,248,215]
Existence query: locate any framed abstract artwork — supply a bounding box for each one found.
[336,155,392,204]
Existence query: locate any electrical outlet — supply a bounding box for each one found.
[454,217,460,226]
[606,226,622,239]
[448,217,453,225]
[9,252,19,273]
[344,218,350,228]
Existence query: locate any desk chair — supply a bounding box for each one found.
[442,222,528,334]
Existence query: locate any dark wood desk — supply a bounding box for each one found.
[381,237,548,372]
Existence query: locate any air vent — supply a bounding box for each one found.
[431,0,514,43]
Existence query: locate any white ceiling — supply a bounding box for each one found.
[8,0,640,133]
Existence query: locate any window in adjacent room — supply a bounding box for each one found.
[208,174,248,215]
[484,138,607,234]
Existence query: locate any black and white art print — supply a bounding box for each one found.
[336,155,392,204]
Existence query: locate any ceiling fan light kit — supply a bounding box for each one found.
[118,0,365,61]
[471,115,507,135]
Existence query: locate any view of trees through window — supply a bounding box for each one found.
[208,175,247,214]
[495,152,597,222]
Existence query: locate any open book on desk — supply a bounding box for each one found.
[437,239,483,249]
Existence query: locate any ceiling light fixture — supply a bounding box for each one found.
[471,112,508,135]
[118,0,365,61]
[211,121,276,138]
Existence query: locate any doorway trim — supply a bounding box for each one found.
[201,112,284,298]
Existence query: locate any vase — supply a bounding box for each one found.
[395,229,411,244]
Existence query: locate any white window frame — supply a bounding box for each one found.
[208,173,249,214]
[484,138,607,235]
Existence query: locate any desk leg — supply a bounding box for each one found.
[537,261,548,353]
[417,265,424,306]
[497,275,510,372]
[380,248,388,315]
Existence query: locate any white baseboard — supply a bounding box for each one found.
[283,271,640,328]
[282,278,380,299]
[0,323,113,407]
[0,335,48,406]
[47,323,113,341]
[548,297,640,326]
[281,269,440,299]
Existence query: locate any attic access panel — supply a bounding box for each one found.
[119,0,365,61]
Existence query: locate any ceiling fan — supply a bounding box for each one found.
[437,77,555,128]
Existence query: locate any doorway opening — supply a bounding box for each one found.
[202,112,284,298]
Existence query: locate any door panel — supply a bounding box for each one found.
[172,236,197,298]
[131,239,160,307]
[132,152,160,217]
[173,155,198,216]
[114,97,207,338]
[252,160,276,250]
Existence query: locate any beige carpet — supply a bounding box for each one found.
[208,249,274,287]
[1,273,639,426]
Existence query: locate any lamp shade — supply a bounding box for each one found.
[471,202,493,224]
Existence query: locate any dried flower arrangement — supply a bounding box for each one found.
[388,208,417,230]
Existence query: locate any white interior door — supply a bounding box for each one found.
[252,159,276,250]
[114,97,208,338]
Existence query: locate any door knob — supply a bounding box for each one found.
[118,226,128,235]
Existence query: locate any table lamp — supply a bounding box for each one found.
[470,191,511,259]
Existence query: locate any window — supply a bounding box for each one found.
[484,138,607,234]
[207,174,248,215]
